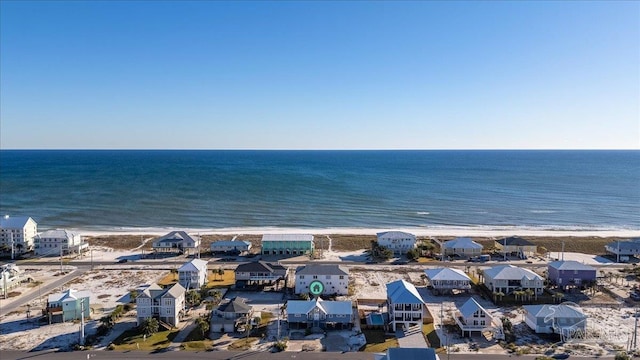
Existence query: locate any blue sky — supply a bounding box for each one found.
[1,1,638,149]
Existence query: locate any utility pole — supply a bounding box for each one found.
[79,298,85,345]
[633,307,638,352]
[90,249,93,270]
[561,240,565,261]
[10,232,14,260]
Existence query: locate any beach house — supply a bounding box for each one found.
[34,229,88,256]
[295,264,349,296]
[494,236,537,259]
[605,238,640,262]
[211,297,254,333]
[442,237,483,258]
[286,297,354,330]
[44,288,91,324]
[261,234,314,256]
[454,297,494,337]
[151,231,200,256]
[483,265,544,296]
[424,267,472,295]
[548,260,597,290]
[0,215,38,254]
[136,283,186,328]
[377,231,417,256]
[210,240,252,255]
[523,303,587,337]
[234,261,287,288]
[178,258,209,289]
[386,279,426,331]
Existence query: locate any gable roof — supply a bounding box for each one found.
[443,237,483,249]
[139,283,185,300]
[606,239,640,251]
[262,234,314,242]
[524,304,586,319]
[548,260,596,271]
[386,279,425,304]
[48,288,90,303]
[235,261,285,273]
[458,297,490,318]
[152,231,199,246]
[424,267,471,282]
[484,265,543,281]
[295,264,349,276]
[0,215,36,228]
[286,297,352,316]
[496,236,534,246]
[37,229,79,239]
[178,258,209,272]
[218,297,251,313]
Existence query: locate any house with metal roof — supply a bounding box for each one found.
[442,237,483,258]
[210,239,252,254]
[374,347,439,360]
[234,261,287,287]
[136,283,186,327]
[424,268,472,295]
[548,260,597,290]
[286,297,353,330]
[295,264,349,296]
[454,297,502,338]
[178,258,209,289]
[605,238,640,262]
[44,288,91,324]
[0,215,38,254]
[523,303,587,337]
[34,229,88,256]
[494,236,537,259]
[151,231,200,256]
[483,265,544,296]
[386,279,426,331]
[377,231,417,256]
[261,234,314,256]
[211,297,254,333]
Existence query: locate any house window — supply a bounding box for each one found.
[313,276,318,279]
[300,276,304,279]
[339,275,344,280]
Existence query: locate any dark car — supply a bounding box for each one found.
[117,259,128,263]
[552,353,570,359]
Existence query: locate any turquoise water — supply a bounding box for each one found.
[0,150,638,231]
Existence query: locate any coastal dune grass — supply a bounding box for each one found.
[111,328,179,351]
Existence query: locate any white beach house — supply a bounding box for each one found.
[0,215,38,254]
[152,231,201,256]
[178,258,209,289]
[442,237,483,258]
[377,231,417,256]
[483,265,544,296]
[454,297,496,337]
[294,264,349,296]
[424,267,472,295]
[34,229,88,256]
[136,283,186,328]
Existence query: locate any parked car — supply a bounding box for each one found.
[117,259,128,263]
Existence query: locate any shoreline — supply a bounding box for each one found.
[71,226,640,238]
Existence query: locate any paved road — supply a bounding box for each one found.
[0,266,89,317]
[0,350,616,360]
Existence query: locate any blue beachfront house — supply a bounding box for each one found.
[44,288,91,324]
[548,261,597,290]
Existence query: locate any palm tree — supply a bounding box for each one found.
[524,289,534,302]
[196,317,210,338]
[140,317,159,336]
[217,268,225,281]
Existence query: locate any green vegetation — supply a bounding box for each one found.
[140,317,159,337]
[111,328,179,351]
[228,337,258,351]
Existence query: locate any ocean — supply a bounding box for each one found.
[0,150,638,232]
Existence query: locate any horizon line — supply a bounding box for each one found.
[0,148,639,151]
